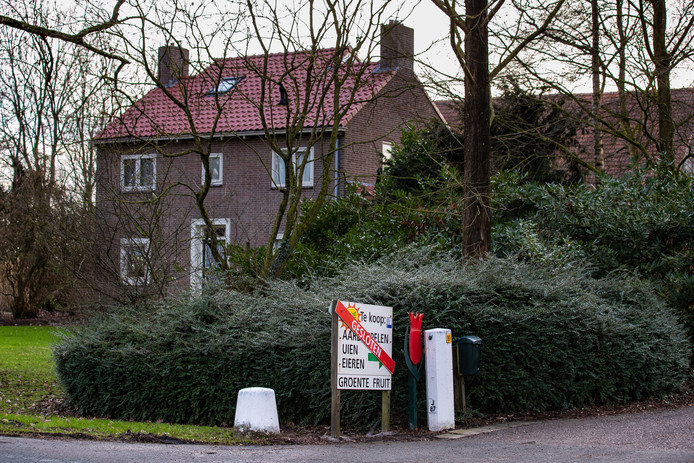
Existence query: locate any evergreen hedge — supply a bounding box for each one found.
[492,166,694,336]
[54,248,690,428]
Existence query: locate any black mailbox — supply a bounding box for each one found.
[455,335,483,375]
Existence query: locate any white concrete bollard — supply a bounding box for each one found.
[425,328,455,432]
[234,387,280,434]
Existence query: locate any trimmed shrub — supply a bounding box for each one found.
[54,289,331,426]
[55,247,690,428]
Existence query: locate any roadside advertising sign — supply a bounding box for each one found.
[334,300,394,390]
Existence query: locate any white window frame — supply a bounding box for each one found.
[121,154,156,192]
[271,147,314,189]
[202,153,223,186]
[190,218,231,290]
[381,141,393,161]
[273,232,284,251]
[120,238,151,286]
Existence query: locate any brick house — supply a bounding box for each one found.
[93,22,442,296]
[435,88,694,182]
[569,88,694,182]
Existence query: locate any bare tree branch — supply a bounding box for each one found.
[0,0,129,67]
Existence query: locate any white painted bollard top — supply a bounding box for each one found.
[234,387,280,434]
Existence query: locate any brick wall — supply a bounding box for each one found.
[340,69,442,192]
[96,134,337,293]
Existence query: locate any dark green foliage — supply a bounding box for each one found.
[492,165,694,337]
[223,244,265,292]
[283,184,463,282]
[284,95,582,281]
[490,84,583,183]
[54,289,333,426]
[437,86,583,184]
[378,122,463,195]
[320,250,689,416]
[54,248,690,427]
[286,188,409,279]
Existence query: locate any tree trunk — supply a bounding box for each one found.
[462,0,491,259]
[651,0,674,161]
[591,0,604,182]
[11,279,38,319]
[616,0,637,160]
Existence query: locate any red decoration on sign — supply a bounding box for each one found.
[408,313,424,364]
[335,301,395,374]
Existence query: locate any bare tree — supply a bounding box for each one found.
[244,0,403,277]
[0,0,128,68]
[92,0,421,288]
[1,0,425,297]
[431,0,566,258]
[511,0,694,171]
[591,0,605,177]
[0,4,119,317]
[638,0,694,161]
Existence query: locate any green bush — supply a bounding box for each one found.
[54,289,332,426]
[492,166,694,337]
[55,247,690,428]
[378,122,463,194]
[284,186,463,282]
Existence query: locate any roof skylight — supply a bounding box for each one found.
[207,76,244,95]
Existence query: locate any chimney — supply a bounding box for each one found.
[158,45,190,87]
[379,21,414,72]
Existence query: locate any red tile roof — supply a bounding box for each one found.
[96,48,395,140]
[433,100,462,131]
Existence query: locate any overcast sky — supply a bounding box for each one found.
[49,0,693,97]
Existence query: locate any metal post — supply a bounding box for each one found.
[382,390,391,432]
[408,371,418,429]
[330,301,340,438]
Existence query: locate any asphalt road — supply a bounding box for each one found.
[1,406,693,463]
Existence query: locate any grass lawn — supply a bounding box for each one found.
[0,326,253,444]
[0,326,60,415]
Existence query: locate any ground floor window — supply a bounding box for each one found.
[190,218,230,289]
[120,238,150,285]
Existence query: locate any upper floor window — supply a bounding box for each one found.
[271,147,313,189]
[120,238,150,286]
[121,154,156,192]
[381,141,393,161]
[203,153,223,186]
